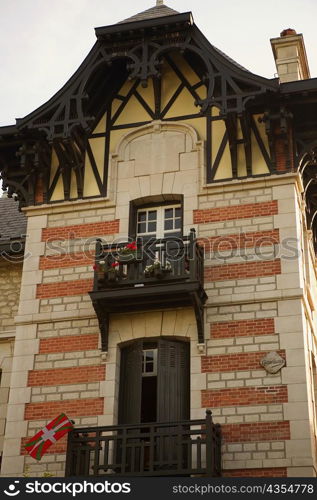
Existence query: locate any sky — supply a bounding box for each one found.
[0,0,317,127]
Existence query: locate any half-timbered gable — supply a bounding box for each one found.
[0,7,279,206]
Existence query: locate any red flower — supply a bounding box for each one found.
[111,262,119,268]
[93,265,98,271]
[126,242,137,250]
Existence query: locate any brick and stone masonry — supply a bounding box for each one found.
[1,177,316,478]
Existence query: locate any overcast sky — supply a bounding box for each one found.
[0,0,316,127]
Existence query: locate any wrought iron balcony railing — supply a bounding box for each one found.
[65,411,221,477]
[89,229,207,351]
[92,229,204,291]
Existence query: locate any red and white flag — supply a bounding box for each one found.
[25,413,74,460]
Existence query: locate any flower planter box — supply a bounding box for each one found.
[116,253,138,263]
[145,265,172,279]
[154,268,164,278]
[106,271,118,282]
[116,251,143,263]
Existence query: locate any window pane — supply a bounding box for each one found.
[146,351,154,361]
[138,223,146,233]
[175,218,181,229]
[175,208,181,217]
[138,211,146,222]
[165,208,173,219]
[148,222,157,232]
[164,219,173,230]
[148,211,157,221]
[145,362,154,373]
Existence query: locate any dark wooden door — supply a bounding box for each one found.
[157,339,190,472]
[118,339,190,473]
[157,339,190,422]
[118,340,143,425]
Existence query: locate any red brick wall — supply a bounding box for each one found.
[222,421,290,442]
[40,252,94,270]
[34,178,44,204]
[202,385,288,407]
[28,366,105,386]
[25,398,104,420]
[210,318,275,338]
[223,467,287,477]
[205,259,281,282]
[194,201,278,224]
[201,350,285,373]
[39,334,99,353]
[36,279,93,298]
[42,220,119,241]
[276,135,287,172]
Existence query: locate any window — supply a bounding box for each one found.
[137,205,182,239]
[142,349,158,377]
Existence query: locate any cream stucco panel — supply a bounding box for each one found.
[161,62,182,110]
[136,80,154,110]
[252,129,270,175]
[70,169,78,199]
[165,87,199,119]
[83,155,100,198]
[115,95,152,126]
[93,112,106,134]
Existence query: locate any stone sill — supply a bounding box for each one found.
[22,197,116,216]
[0,330,16,339]
[200,172,303,196]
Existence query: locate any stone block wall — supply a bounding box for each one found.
[0,259,22,461]
[197,178,316,477]
[0,261,23,332]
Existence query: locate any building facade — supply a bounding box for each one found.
[0,2,317,477]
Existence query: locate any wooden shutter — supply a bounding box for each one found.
[118,341,143,425]
[157,339,190,423]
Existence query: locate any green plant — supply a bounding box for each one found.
[144,259,172,277]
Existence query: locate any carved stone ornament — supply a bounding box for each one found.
[260,351,285,374]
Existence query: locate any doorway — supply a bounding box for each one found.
[118,338,190,425]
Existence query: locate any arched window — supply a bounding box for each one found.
[129,195,183,239]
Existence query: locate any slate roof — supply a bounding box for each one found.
[118,4,250,73]
[118,3,179,24]
[0,197,27,244]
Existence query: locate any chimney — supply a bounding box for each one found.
[270,28,310,83]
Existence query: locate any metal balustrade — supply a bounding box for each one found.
[93,229,204,291]
[65,410,221,477]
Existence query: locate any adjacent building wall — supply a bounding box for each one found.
[0,260,23,461]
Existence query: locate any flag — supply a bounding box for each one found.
[25,413,74,460]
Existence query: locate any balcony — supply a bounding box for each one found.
[89,229,207,351]
[65,411,221,477]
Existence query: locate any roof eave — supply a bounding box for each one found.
[280,77,317,94]
[0,124,19,136]
[95,12,193,39]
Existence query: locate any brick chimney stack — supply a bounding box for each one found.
[270,28,310,83]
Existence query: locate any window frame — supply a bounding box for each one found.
[128,196,184,240]
[136,204,182,239]
[142,348,158,377]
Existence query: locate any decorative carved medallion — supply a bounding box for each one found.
[260,351,285,374]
